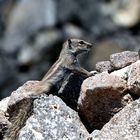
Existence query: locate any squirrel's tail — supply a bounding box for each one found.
[4,98,33,140]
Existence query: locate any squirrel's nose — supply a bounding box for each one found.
[87,44,93,49]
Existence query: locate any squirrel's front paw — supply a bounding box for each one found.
[26,92,39,99]
[89,70,98,76]
[28,94,39,100]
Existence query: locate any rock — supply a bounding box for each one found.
[110,51,139,69]
[34,29,62,50]
[8,81,40,107]
[90,130,101,139]
[18,94,89,140]
[128,60,140,96]
[91,98,140,140]
[57,0,117,37]
[112,0,140,27]
[78,72,127,131]
[0,97,10,112]
[95,61,113,72]
[18,45,39,65]
[110,64,131,80]
[18,29,62,64]
[88,40,124,69]
[56,0,78,23]
[109,31,140,51]
[62,24,84,39]
[3,0,57,53]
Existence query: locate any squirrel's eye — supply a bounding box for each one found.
[79,41,84,45]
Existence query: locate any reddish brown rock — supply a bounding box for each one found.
[95,61,113,72]
[91,98,140,140]
[127,60,140,96]
[110,51,139,69]
[110,64,131,80]
[78,72,127,130]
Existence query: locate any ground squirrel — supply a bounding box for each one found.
[31,39,94,96]
[4,39,95,140]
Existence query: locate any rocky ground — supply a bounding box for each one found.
[0,50,139,140]
[0,0,140,99]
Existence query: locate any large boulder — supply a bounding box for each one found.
[110,51,139,69]
[78,72,128,131]
[18,94,89,140]
[128,60,140,96]
[91,98,140,140]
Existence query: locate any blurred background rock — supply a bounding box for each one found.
[0,0,140,99]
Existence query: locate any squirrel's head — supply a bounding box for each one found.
[66,39,93,55]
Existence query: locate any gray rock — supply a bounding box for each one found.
[62,24,84,39]
[109,31,140,51]
[57,0,118,37]
[78,72,127,130]
[95,61,113,72]
[90,130,101,139]
[128,60,140,96]
[56,0,78,23]
[110,51,139,69]
[18,29,62,64]
[91,98,140,140]
[112,0,140,27]
[3,0,57,53]
[0,97,10,113]
[18,94,89,140]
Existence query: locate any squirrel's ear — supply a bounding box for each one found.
[68,39,71,45]
[68,39,72,49]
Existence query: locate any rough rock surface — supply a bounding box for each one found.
[95,61,113,72]
[0,97,10,113]
[2,74,85,139]
[91,98,140,140]
[110,64,131,80]
[128,60,140,96]
[0,51,140,140]
[8,81,40,107]
[18,94,89,140]
[110,51,139,69]
[78,72,127,130]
